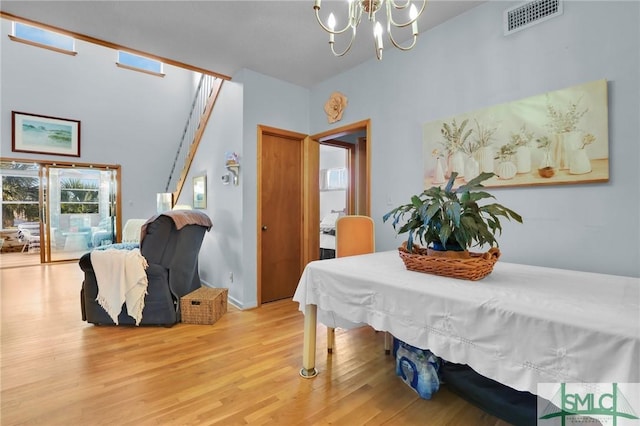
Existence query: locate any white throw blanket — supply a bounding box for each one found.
[91,248,149,325]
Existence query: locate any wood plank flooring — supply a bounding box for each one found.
[1,262,511,425]
[0,251,42,269]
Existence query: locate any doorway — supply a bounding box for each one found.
[43,165,118,262]
[315,121,370,260]
[0,158,121,267]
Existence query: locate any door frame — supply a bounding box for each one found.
[0,156,122,264]
[43,164,120,262]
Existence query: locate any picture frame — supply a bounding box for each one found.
[193,175,207,209]
[12,111,81,157]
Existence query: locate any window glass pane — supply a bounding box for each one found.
[59,178,99,214]
[1,162,40,228]
[2,203,39,229]
[1,176,40,228]
[118,51,163,73]
[14,22,74,51]
[325,168,348,190]
[2,176,39,202]
[60,203,99,214]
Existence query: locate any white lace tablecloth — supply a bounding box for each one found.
[293,251,640,400]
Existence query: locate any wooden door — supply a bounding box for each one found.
[258,128,305,303]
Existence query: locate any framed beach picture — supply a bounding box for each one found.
[12,111,81,157]
[193,175,206,209]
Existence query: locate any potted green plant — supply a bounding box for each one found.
[383,172,522,256]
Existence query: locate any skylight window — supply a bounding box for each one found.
[117,51,164,76]
[12,22,75,53]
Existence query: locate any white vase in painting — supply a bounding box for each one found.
[569,149,592,174]
[554,131,581,170]
[515,146,531,174]
[464,156,480,182]
[477,146,494,173]
[448,151,465,178]
[433,158,445,183]
[496,161,517,180]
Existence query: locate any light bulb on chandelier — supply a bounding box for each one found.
[313,0,426,60]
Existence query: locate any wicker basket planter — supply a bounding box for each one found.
[398,241,500,281]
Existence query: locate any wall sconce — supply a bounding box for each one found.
[223,152,240,186]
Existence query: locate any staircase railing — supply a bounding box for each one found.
[165,74,224,204]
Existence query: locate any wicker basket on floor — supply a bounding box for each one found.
[398,241,500,281]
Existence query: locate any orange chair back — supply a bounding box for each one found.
[335,215,375,258]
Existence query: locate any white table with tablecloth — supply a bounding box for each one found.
[292,250,640,402]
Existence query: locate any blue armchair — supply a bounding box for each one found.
[79,210,212,326]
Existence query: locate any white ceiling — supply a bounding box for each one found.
[1,1,485,88]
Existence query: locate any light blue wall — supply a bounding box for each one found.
[0,19,196,222]
[227,69,310,308]
[309,1,640,277]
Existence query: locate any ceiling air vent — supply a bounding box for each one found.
[504,0,563,35]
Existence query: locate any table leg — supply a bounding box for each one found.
[299,304,318,378]
[327,327,335,353]
[384,332,392,355]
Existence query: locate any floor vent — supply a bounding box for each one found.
[504,0,563,35]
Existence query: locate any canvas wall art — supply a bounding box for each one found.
[423,79,609,189]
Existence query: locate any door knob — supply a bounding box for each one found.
[262,225,268,231]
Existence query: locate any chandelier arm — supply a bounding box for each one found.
[354,7,364,27]
[366,0,376,21]
[387,0,414,10]
[387,31,418,51]
[387,0,427,28]
[330,26,357,57]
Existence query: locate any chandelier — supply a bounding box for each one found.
[313,0,427,60]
